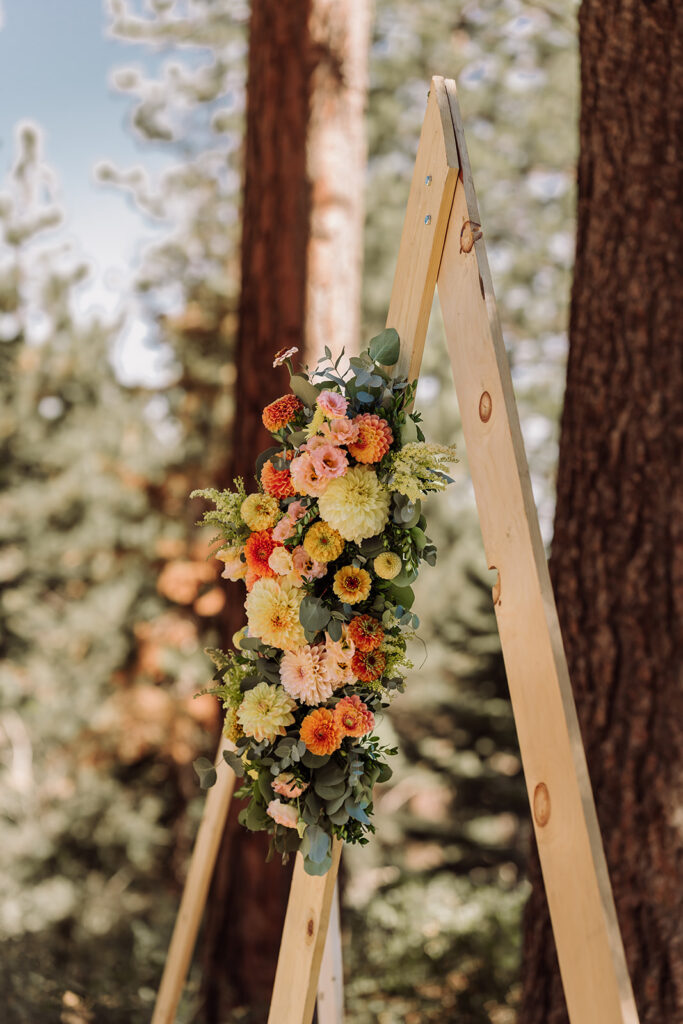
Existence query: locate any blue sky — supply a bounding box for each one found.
[0,0,168,321]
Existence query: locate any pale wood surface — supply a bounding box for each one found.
[267,841,343,1024]
[151,735,236,1024]
[435,79,639,1024]
[387,76,459,381]
[316,882,344,1024]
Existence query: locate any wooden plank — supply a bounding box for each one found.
[267,841,343,1024]
[316,883,344,1024]
[266,74,456,1024]
[151,735,236,1024]
[387,75,459,381]
[436,79,640,1024]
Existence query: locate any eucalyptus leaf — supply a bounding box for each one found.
[289,373,320,408]
[193,757,217,790]
[303,853,333,876]
[327,617,342,642]
[304,824,331,863]
[255,445,281,481]
[299,595,331,633]
[368,327,400,365]
[344,798,371,824]
[222,749,245,777]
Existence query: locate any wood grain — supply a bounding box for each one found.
[436,78,639,1024]
[267,841,343,1024]
[151,736,236,1024]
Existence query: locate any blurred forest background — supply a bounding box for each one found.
[0,0,589,1021]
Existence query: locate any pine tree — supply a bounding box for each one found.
[521,2,683,1021]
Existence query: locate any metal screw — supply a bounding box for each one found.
[424,215,432,226]
[425,175,432,186]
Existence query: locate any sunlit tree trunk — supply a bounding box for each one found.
[520,2,683,1022]
[202,2,369,1019]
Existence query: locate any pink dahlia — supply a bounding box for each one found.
[280,644,335,705]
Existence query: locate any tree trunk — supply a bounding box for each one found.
[521,2,683,1023]
[202,2,368,1020]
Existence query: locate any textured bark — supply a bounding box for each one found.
[202,2,369,1019]
[520,2,683,1023]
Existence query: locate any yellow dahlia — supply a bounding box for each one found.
[245,578,306,650]
[317,466,390,543]
[333,565,372,604]
[240,492,281,531]
[237,681,296,742]
[303,522,345,563]
[347,413,394,463]
[373,551,402,580]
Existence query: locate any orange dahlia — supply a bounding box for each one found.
[262,394,303,432]
[347,414,393,464]
[261,450,296,498]
[348,614,384,652]
[244,530,278,578]
[300,708,343,755]
[351,648,387,682]
[334,695,375,738]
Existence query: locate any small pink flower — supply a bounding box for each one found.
[322,416,360,446]
[310,442,348,480]
[273,772,309,799]
[290,453,329,496]
[271,501,307,542]
[317,390,348,418]
[272,516,294,543]
[267,799,299,829]
[292,545,327,581]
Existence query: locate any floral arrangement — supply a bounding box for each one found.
[192,330,456,875]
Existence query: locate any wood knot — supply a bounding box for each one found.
[479,391,492,422]
[533,783,551,827]
[306,918,315,939]
[460,220,482,253]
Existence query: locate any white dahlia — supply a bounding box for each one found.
[317,465,390,544]
[280,644,335,706]
[245,577,306,651]
[237,682,296,742]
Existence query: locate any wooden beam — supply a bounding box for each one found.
[267,841,343,1024]
[316,883,344,1024]
[387,75,459,381]
[435,78,639,1024]
[151,736,236,1024]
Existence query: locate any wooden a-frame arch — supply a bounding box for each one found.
[152,77,640,1024]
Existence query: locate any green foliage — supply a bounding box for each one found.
[190,479,249,549]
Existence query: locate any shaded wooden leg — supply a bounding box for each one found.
[316,882,344,1024]
[151,736,236,1024]
[267,841,342,1024]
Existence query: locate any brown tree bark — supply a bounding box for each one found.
[520,2,683,1023]
[202,2,368,1020]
